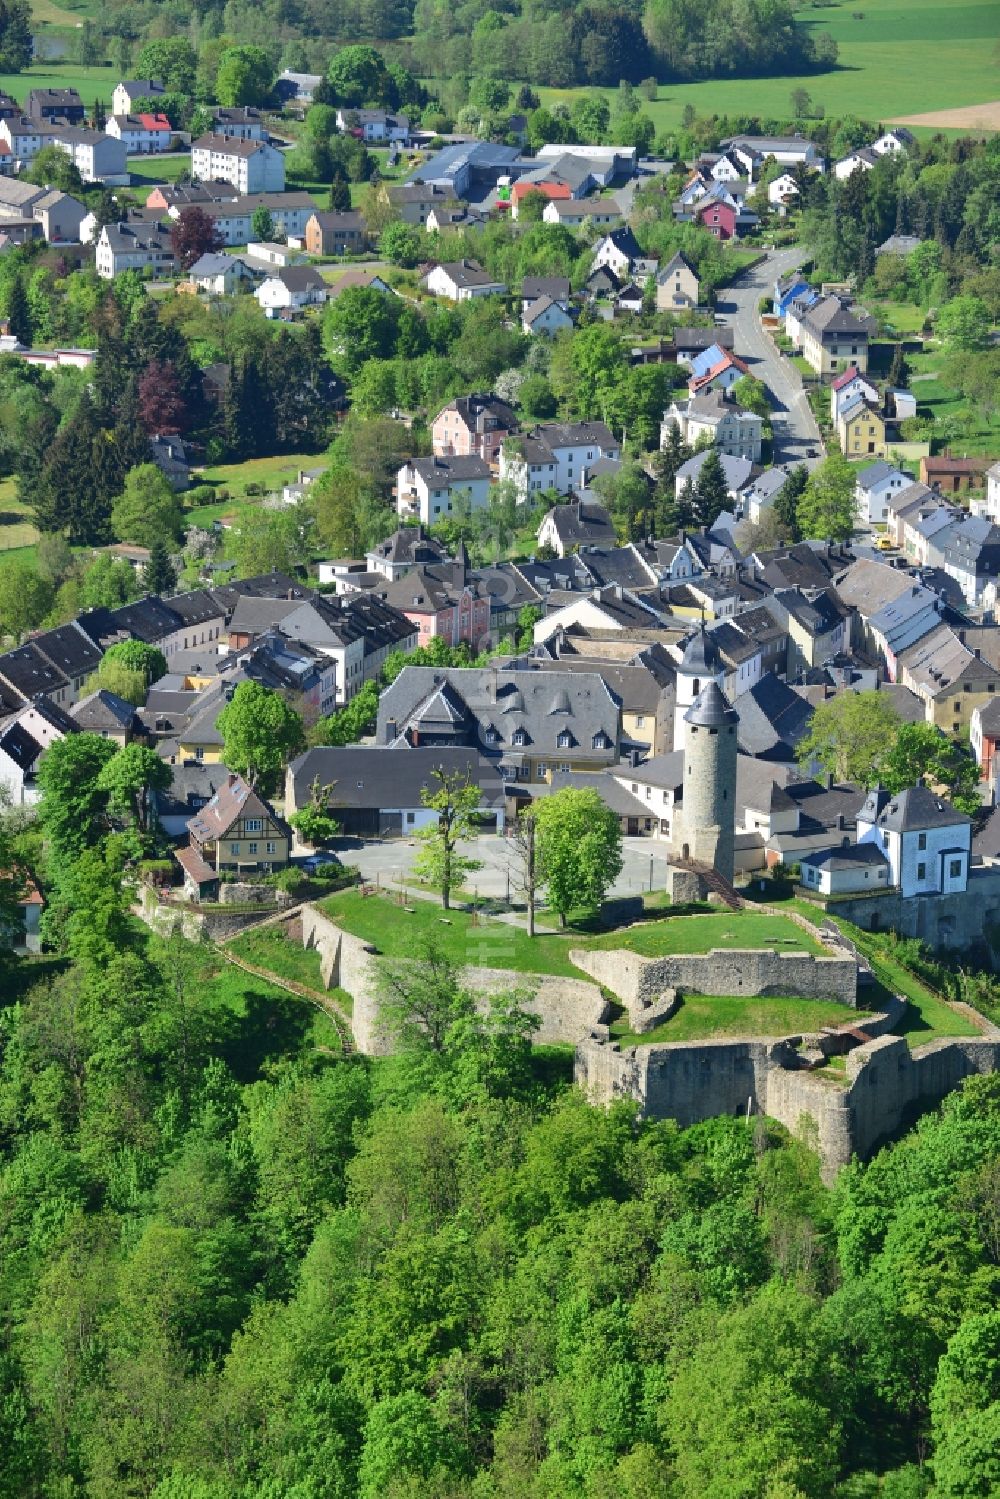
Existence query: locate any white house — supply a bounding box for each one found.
[522,295,573,335]
[799,843,892,896]
[542,198,622,229]
[499,421,621,501]
[590,227,643,279]
[395,454,492,524]
[767,172,800,206]
[112,79,165,116]
[187,252,254,295]
[191,134,285,194]
[855,462,911,525]
[0,115,55,165]
[872,127,916,156]
[421,260,506,301]
[834,146,880,180]
[725,133,825,175]
[95,222,176,279]
[0,701,70,805]
[51,128,129,184]
[106,112,172,153]
[742,468,789,525]
[211,106,268,141]
[255,265,327,316]
[674,449,754,504]
[662,391,763,463]
[856,783,970,899]
[971,461,1000,523]
[168,192,316,247]
[336,108,409,142]
[830,365,879,423]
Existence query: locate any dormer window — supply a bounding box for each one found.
[557,729,574,749]
[592,732,611,750]
[484,725,499,744]
[512,728,529,747]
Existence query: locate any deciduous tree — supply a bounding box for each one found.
[412,768,483,909]
[534,786,623,926]
[796,691,902,785]
[111,463,184,550]
[217,681,305,790]
[170,208,224,272]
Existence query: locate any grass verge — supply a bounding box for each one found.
[610,993,870,1044]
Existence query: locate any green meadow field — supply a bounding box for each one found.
[540,0,1000,135]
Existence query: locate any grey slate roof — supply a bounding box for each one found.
[287,746,503,810]
[69,688,139,733]
[868,783,970,834]
[685,680,738,728]
[735,672,814,760]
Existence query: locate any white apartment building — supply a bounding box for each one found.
[190,134,285,194]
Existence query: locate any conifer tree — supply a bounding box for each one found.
[144,537,177,595]
[693,448,729,530]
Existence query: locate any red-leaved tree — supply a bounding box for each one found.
[137,359,189,435]
[170,206,224,270]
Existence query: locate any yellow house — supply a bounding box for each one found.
[897,623,1000,736]
[187,773,291,873]
[838,399,887,460]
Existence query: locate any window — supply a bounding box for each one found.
[245,818,262,833]
[536,764,547,779]
[230,842,240,856]
[950,858,963,878]
[264,842,276,855]
[635,715,645,727]
[557,730,573,749]
[512,728,527,746]
[917,862,926,880]
[248,842,258,855]
[917,833,927,851]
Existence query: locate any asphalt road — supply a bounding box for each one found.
[330,833,672,906]
[714,246,824,471]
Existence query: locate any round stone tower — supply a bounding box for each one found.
[677,680,739,884]
[673,621,725,751]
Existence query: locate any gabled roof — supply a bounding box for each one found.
[188,772,289,842]
[69,688,138,733]
[191,132,275,158]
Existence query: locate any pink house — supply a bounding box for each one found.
[431,393,518,465]
[379,554,491,650]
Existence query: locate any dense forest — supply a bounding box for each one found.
[1,850,999,1496]
[37,0,841,92]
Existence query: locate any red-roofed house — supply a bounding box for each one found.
[688,350,750,396]
[511,180,571,219]
[106,112,172,153]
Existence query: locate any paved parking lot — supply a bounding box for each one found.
[331,833,672,903]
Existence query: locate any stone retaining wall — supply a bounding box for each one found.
[299,906,610,1055]
[570,945,857,1011]
[575,1022,1000,1181]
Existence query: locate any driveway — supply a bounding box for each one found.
[331,833,672,906]
[714,246,823,471]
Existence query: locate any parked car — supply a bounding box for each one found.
[301,851,341,874]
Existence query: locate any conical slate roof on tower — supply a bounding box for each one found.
[677,621,721,674]
[684,680,738,728]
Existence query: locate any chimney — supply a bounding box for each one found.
[826,772,834,789]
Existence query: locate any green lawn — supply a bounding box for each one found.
[184,452,325,529]
[585,909,825,956]
[318,890,586,978]
[127,153,193,190]
[318,893,826,981]
[611,993,872,1044]
[538,0,1000,136]
[227,925,328,992]
[0,62,118,107]
[0,478,40,554]
[905,343,1000,457]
